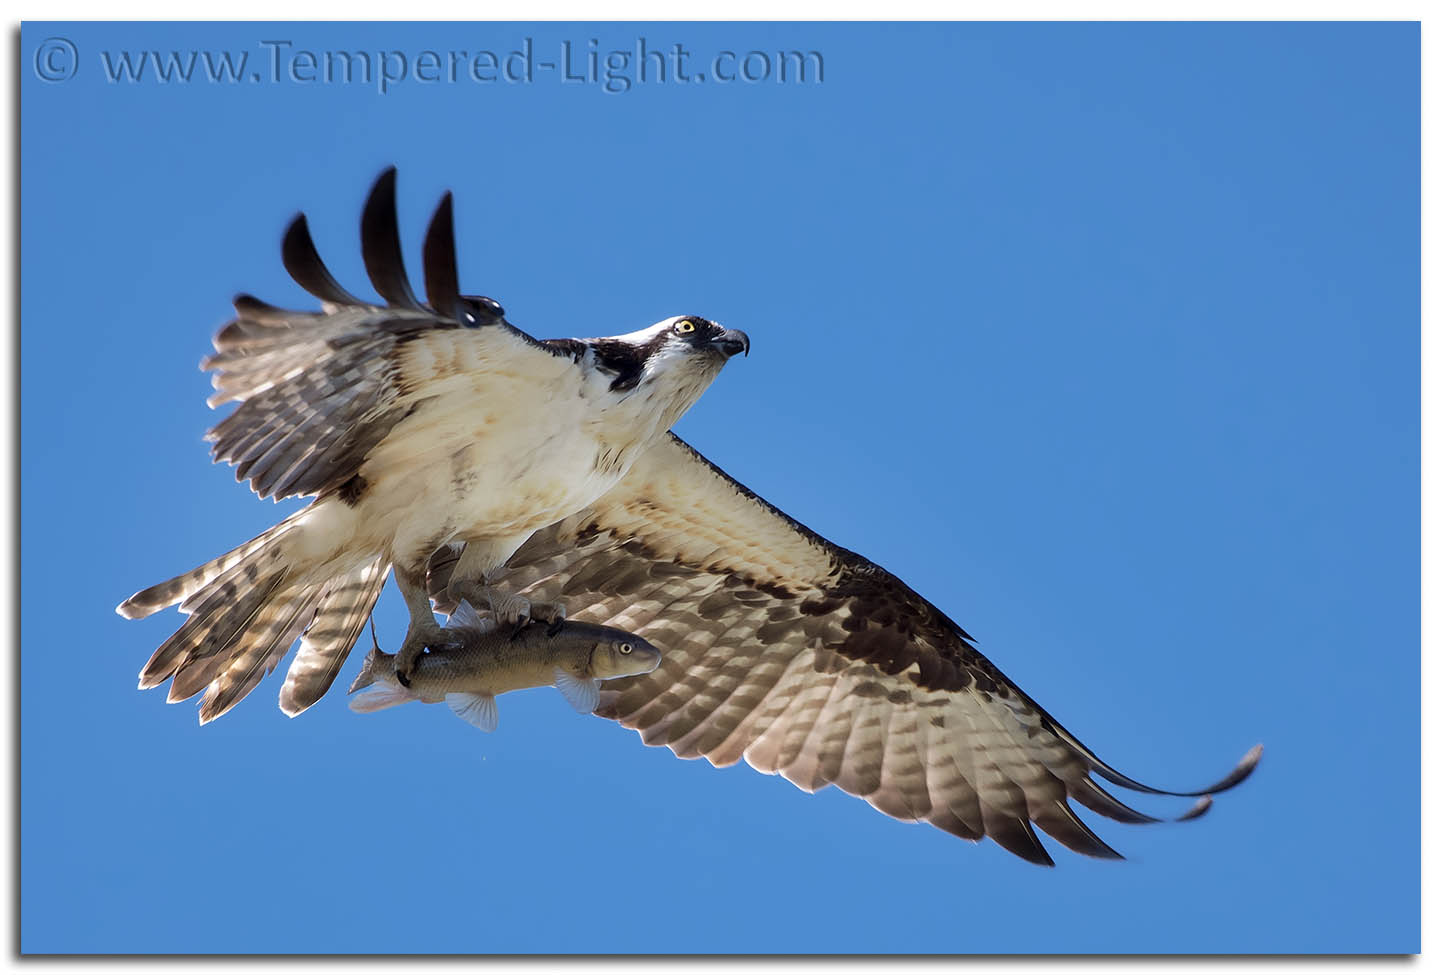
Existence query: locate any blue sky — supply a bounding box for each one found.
[20,22,1417,954]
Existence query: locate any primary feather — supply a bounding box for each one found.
[426,435,1262,865]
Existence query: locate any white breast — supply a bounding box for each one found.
[348,334,647,565]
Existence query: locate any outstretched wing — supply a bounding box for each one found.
[428,434,1261,865]
[203,167,584,502]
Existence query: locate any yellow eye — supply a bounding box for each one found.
[673,319,696,335]
[619,643,633,654]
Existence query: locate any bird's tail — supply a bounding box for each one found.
[275,557,390,719]
[124,515,390,722]
[117,518,299,620]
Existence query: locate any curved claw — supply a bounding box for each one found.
[394,618,458,684]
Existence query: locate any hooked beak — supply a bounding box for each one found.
[710,328,750,359]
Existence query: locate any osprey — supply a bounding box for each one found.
[119,168,749,719]
[120,169,1260,865]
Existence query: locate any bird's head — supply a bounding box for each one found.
[626,315,750,369]
[583,315,750,426]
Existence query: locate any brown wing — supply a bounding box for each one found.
[201,167,583,502]
[428,433,1261,865]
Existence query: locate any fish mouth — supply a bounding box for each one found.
[629,653,663,677]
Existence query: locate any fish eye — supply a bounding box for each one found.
[619,643,633,654]
[673,319,696,335]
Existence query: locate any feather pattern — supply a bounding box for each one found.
[428,433,1261,864]
[202,304,433,500]
[124,167,741,721]
[278,557,390,716]
[198,172,597,503]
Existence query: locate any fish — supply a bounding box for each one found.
[347,600,663,732]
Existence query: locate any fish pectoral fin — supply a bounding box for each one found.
[349,685,416,714]
[553,668,601,714]
[446,692,498,732]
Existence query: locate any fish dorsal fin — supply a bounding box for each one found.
[448,599,492,634]
[553,668,600,713]
[446,692,498,732]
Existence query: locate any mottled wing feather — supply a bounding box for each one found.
[429,434,1260,864]
[199,169,591,502]
[203,305,425,500]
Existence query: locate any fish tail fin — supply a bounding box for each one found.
[349,685,417,714]
[347,644,384,694]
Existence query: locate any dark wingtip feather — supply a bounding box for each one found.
[231,293,287,320]
[422,192,461,318]
[926,808,984,842]
[1034,802,1125,861]
[1176,796,1214,822]
[986,814,1055,866]
[1090,742,1264,799]
[1070,777,1163,825]
[1209,743,1264,792]
[282,214,364,306]
[360,167,423,310]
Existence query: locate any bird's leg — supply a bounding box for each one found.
[479,586,568,638]
[442,544,567,635]
[524,595,568,634]
[393,564,458,683]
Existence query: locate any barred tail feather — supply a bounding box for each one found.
[139,568,289,692]
[165,589,319,702]
[125,503,387,722]
[278,557,389,717]
[197,597,314,725]
[117,518,298,620]
[190,559,388,724]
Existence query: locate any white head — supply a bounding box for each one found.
[581,315,751,428]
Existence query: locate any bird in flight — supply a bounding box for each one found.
[119,169,1259,865]
[119,167,747,718]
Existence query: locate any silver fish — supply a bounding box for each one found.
[347,601,662,731]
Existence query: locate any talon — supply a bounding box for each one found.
[393,618,452,683]
[546,617,564,637]
[533,601,567,627]
[444,579,488,617]
[483,586,533,626]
